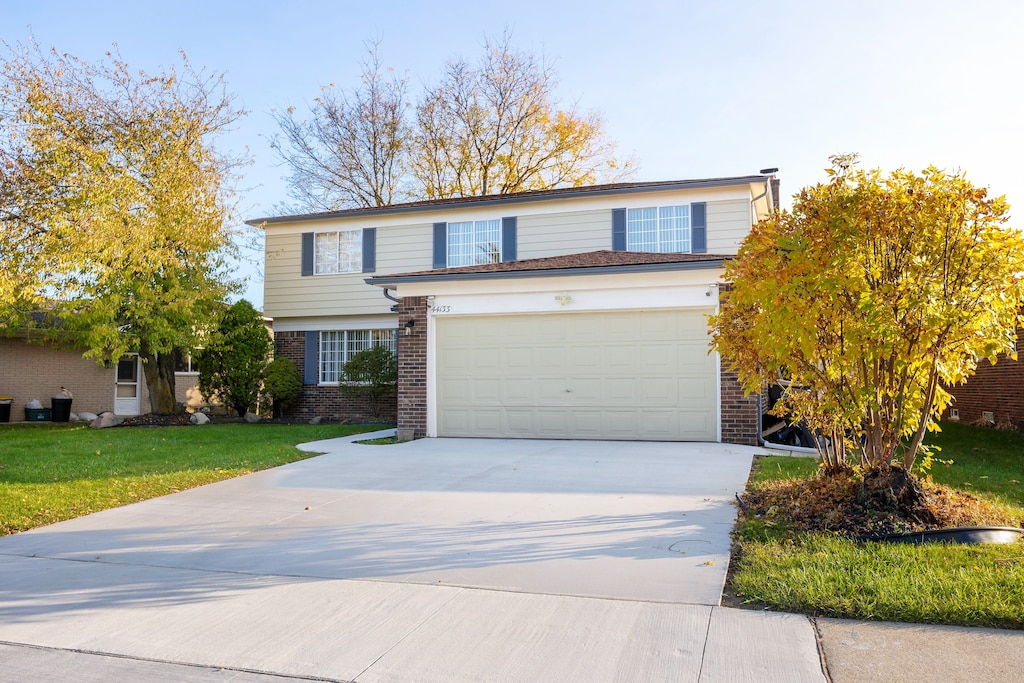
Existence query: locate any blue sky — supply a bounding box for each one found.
[4,1,1022,309]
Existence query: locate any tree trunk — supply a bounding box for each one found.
[141,350,178,415]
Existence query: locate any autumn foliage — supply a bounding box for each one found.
[712,156,1024,475]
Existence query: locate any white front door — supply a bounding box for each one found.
[114,355,141,416]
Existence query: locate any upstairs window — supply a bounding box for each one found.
[627,205,691,253]
[319,329,396,384]
[314,230,362,274]
[448,219,501,267]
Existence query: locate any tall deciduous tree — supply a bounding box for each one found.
[271,31,633,211]
[270,40,409,211]
[0,41,246,414]
[412,31,631,199]
[712,156,1024,482]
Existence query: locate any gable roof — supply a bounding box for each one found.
[366,250,728,287]
[246,175,772,227]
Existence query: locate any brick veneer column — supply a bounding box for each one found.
[397,296,428,439]
[720,366,760,446]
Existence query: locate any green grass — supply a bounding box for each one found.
[732,422,1024,628]
[0,422,380,535]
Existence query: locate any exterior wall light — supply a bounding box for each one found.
[404,319,416,335]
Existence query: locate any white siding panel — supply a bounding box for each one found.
[706,199,751,255]
[516,209,611,259]
[263,223,433,320]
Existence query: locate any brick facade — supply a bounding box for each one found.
[0,337,152,421]
[397,297,428,439]
[719,367,760,446]
[273,330,397,423]
[945,328,1024,429]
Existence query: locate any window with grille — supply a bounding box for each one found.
[627,205,690,253]
[314,230,362,274]
[448,219,501,266]
[319,329,396,384]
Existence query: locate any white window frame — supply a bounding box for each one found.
[319,329,397,385]
[314,230,363,275]
[627,205,691,253]
[448,219,501,267]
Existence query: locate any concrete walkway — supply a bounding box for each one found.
[0,432,829,681]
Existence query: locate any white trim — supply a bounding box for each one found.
[273,314,397,333]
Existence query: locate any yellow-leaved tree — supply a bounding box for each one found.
[711,155,1024,504]
[0,41,247,413]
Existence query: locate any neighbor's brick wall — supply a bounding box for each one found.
[397,297,428,438]
[0,337,152,421]
[720,366,760,446]
[273,330,397,423]
[945,327,1024,428]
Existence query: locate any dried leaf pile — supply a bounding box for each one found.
[741,471,1022,537]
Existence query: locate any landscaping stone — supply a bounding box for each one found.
[308,416,323,425]
[89,412,123,429]
[244,412,261,423]
[189,412,210,425]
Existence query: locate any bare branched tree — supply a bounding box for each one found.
[271,40,409,211]
[411,31,634,199]
[271,31,634,210]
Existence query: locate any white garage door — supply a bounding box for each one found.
[436,309,718,441]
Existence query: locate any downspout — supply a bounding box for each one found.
[750,182,770,226]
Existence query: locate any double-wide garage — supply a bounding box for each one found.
[436,308,718,441]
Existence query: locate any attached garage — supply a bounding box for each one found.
[367,250,760,445]
[436,309,717,440]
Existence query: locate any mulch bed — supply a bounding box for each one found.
[116,414,348,427]
[738,470,1022,537]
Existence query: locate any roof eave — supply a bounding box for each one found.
[246,176,770,227]
[365,259,727,289]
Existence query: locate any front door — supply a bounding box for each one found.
[114,355,141,416]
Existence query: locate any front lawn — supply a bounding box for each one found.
[729,422,1024,629]
[0,422,381,535]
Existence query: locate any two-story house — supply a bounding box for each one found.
[251,174,779,444]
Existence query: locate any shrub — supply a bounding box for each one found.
[263,357,303,417]
[339,345,397,421]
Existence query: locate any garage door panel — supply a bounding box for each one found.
[472,378,501,402]
[437,309,718,441]
[503,378,536,403]
[505,409,535,433]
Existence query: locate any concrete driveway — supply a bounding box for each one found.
[0,433,826,682]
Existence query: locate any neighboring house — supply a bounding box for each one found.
[251,175,779,443]
[0,335,153,421]
[944,326,1024,429]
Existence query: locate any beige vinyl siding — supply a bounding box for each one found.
[263,223,433,320]
[516,209,611,259]
[706,199,751,255]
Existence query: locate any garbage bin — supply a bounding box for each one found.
[51,397,73,423]
[0,396,11,423]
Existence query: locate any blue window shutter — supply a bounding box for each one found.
[301,233,314,276]
[501,216,517,262]
[362,228,376,273]
[304,331,318,385]
[612,208,626,251]
[432,222,447,269]
[691,202,707,253]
